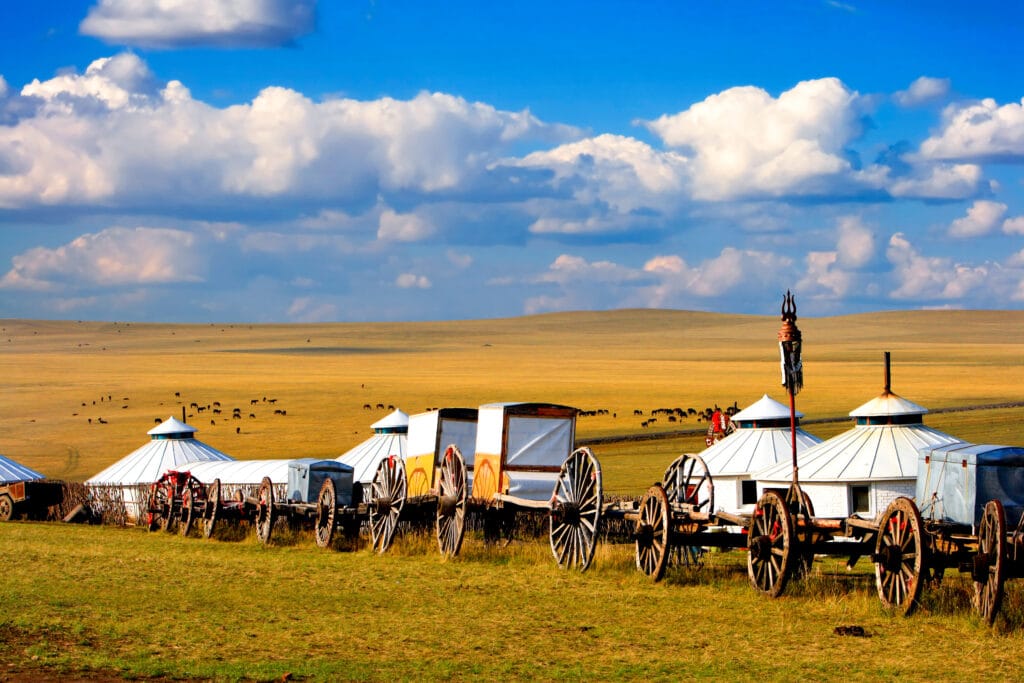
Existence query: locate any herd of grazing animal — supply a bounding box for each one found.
[582,402,741,429]
[78,392,292,435]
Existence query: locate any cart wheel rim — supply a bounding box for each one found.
[315,477,337,549]
[974,499,1007,625]
[873,496,925,616]
[0,495,13,521]
[634,483,670,580]
[370,456,406,553]
[255,477,275,544]
[550,447,603,572]
[663,453,714,514]
[203,479,221,539]
[747,491,793,598]
[436,445,467,557]
[180,487,194,537]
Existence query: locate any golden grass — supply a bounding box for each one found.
[1,309,1023,492]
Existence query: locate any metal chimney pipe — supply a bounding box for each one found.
[883,351,891,394]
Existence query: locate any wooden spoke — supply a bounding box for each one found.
[159,482,176,533]
[974,499,1007,626]
[663,454,714,513]
[255,476,276,545]
[873,497,926,616]
[786,483,815,577]
[315,477,337,549]
[634,484,670,581]
[550,447,603,571]
[0,494,13,521]
[747,491,793,598]
[202,479,221,539]
[146,483,166,532]
[436,445,468,557]
[179,486,195,537]
[369,456,407,553]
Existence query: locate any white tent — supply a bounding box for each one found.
[86,416,234,521]
[0,454,45,483]
[699,394,821,514]
[405,408,478,497]
[754,390,962,518]
[337,409,408,486]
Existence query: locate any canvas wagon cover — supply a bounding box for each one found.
[406,408,477,497]
[471,402,576,501]
[917,443,1024,528]
[0,454,45,483]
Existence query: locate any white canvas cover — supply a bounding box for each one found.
[87,417,234,486]
[177,459,294,486]
[0,454,45,483]
[337,409,409,484]
[506,417,574,469]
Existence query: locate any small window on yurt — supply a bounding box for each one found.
[851,485,870,514]
[741,480,758,505]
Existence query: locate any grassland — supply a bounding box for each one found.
[2,309,1024,680]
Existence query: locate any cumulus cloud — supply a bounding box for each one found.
[642,78,881,200]
[80,0,316,48]
[796,216,876,299]
[894,77,951,107]
[949,200,1007,238]
[887,232,991,299]
[395,273,431,289]
[377,209,435,242]
[641,247,792,304]
[0,54,578,209]
[917,97,1024,162]
[887,162,982,199]
[1003,216,1024,235]
[286,296,338,323]
[0,226,203,291]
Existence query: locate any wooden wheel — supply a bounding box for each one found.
[748,491,794,597]
[255,476,276,545]
[635,484,670,580]
[436,445,468,557]
[160,482,177,533]
[786,483,815,577]
[202,479,221,539]
[662,454,714,513]
[180,486,195,537]
[550,447,603,571]
[146,483,164,531]
[315,477,337,549]
[874,497,926,616]
[974,499,1007,625]
[369,456,406,553]
[0,494,14,521]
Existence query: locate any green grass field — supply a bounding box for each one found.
[2,309,1024,680]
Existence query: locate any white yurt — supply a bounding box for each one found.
[337,409,408,486]
[0,454,45,483]
[86,416,234,521]
[754,386,962,519]
[700,394,822,514]
[176,458,296,500]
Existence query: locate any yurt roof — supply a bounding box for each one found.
[179,459,295,485]
[701,425,822,476]
[148,416,196,437]
[732,394,804,422]
[755,422,961,483]
[371,409,409,432]
[86,418,234,485]
[849,391,928,417]
[338,425,408,484]
[0,454,45,483]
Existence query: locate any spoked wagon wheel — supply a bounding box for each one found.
[748,491,794,597]
[0,494,13,521]
[436,445,468,557]
[663,454,714,513]
[255,477,276,545]
[315,477,337,549]
[180,486,195,537]
[786,483,815,578]
[973,499,1007,626]
[550,447,603,571]
[202,479,221,539]
[146,483,166,531]
[369,456,406,553]
[160,482,177,533]
[874,496,925,616]
[635,484,670,580]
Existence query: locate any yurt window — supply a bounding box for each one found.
[741,480,758,505]
[851,485,870,514]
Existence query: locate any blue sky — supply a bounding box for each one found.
[2,1,1024,322]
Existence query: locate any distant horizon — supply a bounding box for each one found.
[2,2,1024,323]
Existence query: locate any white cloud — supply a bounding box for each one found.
[286,296,338,323]
[1003,216,1024,235]
[0,56,578,209]
[887,232,990,299]
[917,97,1024,162]
[0,226,202,291]
[80,0,316,48]
[642,247,792,303]
[377,209,435,242]
[795,216,875,299]
[446,250,473,269]
[949,200,1007,238]
[887,163,982,199]
[395,273,431,289]
[642,78,879,200]
[894,77,951,107]
[835,216,875,268]
[535,254,642,285]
